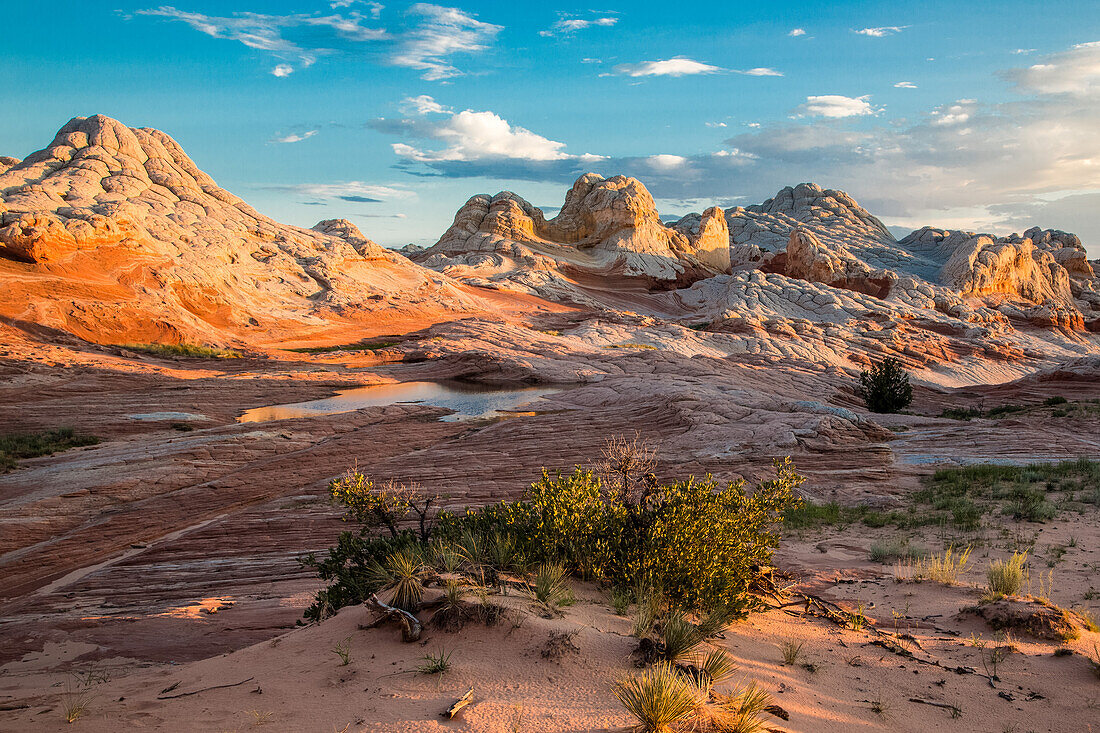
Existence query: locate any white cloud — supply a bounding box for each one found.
[705,121,728,128]
[391,4,502,81]
[392,109,573,162]
[400,94,450,115]
[1003,41,1100,97]
[271,130,317,143]
[615,57,723,77]
[330,0,382,12]
[271,64,294,77]
[647,154,687,169]
[797,94,878,118]
[539,14,617,37]
[854,25,908,37]
[737,67,783,77]
[929,99,975,126]
[894,81,917,89]
[788,28,806,37]
[1013,48,1037,55]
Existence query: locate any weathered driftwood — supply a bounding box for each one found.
[442,688,474,719]
[360,593,422,642]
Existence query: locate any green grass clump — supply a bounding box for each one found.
[869,537,923,564]
[416,647,453,676]
[526,562,574,612]
[987,552,1027,598]
[287,340,399,354]
[120,343,241,358]
[0,428,99,472]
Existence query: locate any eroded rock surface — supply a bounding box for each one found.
[0,115,480,345]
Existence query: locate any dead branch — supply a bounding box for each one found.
[361,593,422,642]
[442,688,474,719]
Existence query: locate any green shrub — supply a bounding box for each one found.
[1044,396,1068,406]
[856,357,913,413]
[305,452,802,621]
[940,407,982,421]
[0,428,99,472]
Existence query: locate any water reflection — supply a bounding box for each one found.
[238,380,562,423]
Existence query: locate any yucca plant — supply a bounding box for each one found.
[432,539,464,574]
[527,562,574,611]
[386,548,424,611]
[697,648,738,689]
[710,682,773,733]
[696,604,738,639]
[662,615,704,663]
[487,531,517,572]
[632,580,663,638]
[613,661,702,732]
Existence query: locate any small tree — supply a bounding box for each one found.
[329,469,442,542]
[857,357,913,413]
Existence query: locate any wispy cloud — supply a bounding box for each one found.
[264,181,416,201]
[894,81,917,89]
[136,6,387,73]
[400,94,450,115]
[854,25,908,37]
[138,4,500,81]
[788,28,806,37]
[736,67,783,77]
[270,130,318,143]
[615,57,722,77]
[539,13,617,37]
[705,121,728,128]
[391,4,502,81]
[1002,41,1100,97]
[796,94,879,118]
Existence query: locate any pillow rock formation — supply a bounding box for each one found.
[412,173,731,296]
[0,115,476,346]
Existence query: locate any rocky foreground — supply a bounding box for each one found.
[1,116,1099,731]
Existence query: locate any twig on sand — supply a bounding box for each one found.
[156,677,255,700]
[909,697,961,717]
[360,593,422,642]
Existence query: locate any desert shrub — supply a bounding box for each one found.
[987,404,1027,418]
[856,357,913,413]
[987,552,1027,597]
[300,532,420,621]
[329,470,442,542]
[444,458,802,611]
[0,428,99,472]
[940,407,982,421]
[306,447,801,621]
[1044,396,1068,406]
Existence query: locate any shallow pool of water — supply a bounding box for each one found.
[237,380,563,423]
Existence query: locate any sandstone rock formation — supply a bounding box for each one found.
[414,173,731,292]
[0,115,477,345]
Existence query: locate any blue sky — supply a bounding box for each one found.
[3,1,1099,253]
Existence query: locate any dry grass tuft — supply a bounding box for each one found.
[895,545,972,584]
[987,551,1027,598]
